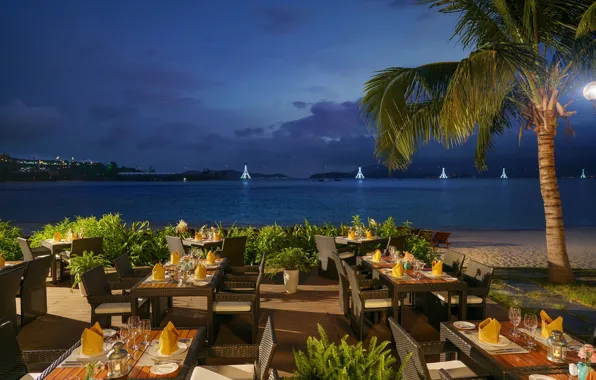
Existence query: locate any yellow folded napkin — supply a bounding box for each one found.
[365,230,373,240]
[540,310,563,338]
[206,250,216,265]
[195,263,206,280]
[586,369,596,380]
[403,252,415,262]
[53,232,62,242]
[432,260,443,276]
[478,318,501,344]
[347,231,356,240]
[81,324,104,356]
[170,250,180,265]
[372,249,382,262]
[152,263,165,281]
[159,322,180,355]
[392,262,404,277]
[214,231,221,241]
[194,232,201,240]
[0,254,5,267]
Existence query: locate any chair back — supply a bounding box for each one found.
[17,237,34,261]
[386,235,407,253]
[343,262,363,318]
[388,317,431,380]
[314,235,337,271]
[219,236,247,267]
[462,260,494,291]
[81,266,111,297]
[259,252,268,274]
[70,237,103,258]
[0,321,28,379]
[255,316,277,380]
[0,265,26,331]
[442,251,465,277]
[20,255,52,324]
[269,369,281,380]
[165,236,185,254]
[22,255,52,294]
[114,254,134,278]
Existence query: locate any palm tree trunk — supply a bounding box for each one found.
[537,128,574,284]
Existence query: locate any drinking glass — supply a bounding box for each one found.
[509,306,522,337]
[141,319,151,346]
[524,313,538,348]
[119,324,131,349]
[128,316,141,350]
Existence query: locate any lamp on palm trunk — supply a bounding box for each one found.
[584,81,596,114]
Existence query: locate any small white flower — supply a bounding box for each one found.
[176,220,188,233]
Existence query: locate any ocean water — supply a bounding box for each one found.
[0,179,595,231]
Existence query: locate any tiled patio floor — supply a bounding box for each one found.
[17,271,507,376]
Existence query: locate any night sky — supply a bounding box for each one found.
[1,0,595,178]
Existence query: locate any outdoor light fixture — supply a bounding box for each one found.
[546,330,568,363]
[583,81,596,114]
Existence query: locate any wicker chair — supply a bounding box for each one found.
[214,271,263,343]
[113,254,152,290]
[81,266,149,327]
[59,237,103,280]
[315,235,355,280]
[428,260,494,328]
[225,252,267,282]
[166,235,186,254]
[17,255,52,326]
[269,369,281,380]
[17,237,50,261]
[386,235,407,253]
[344,262,395,341]
[0,264,26,333]
[193,316,277,380]
[0,321,67,380]
[442,251,466,277]
[328,250,373,317]
[217,236,248,267]
[389,317,486,380]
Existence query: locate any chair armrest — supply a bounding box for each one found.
[467,288,489,297]
[358,279,374,288]
[86,294,133,304]
[224,275,258,282]
[223,281,256,289]
[215,293,256,302]
[420,341,459,356]
[201,344,260,360]
[23,349,67,366]
[110,277,141,290]
[337,246,354,254]
[359,289,390,300]
[227,265,259,274]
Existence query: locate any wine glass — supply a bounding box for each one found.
[119,324,131,349]
[509,306,522,337]
[524,313,538,348]
[128,316,141,350]
[141,319,151,346]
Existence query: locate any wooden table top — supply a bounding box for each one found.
[358,255,460,285]
[45,329,198,379]
[444,321,582,371]
[336,236,386,244]
[132,259,226,292]
[182,238,222,247]
[41,239,72,248]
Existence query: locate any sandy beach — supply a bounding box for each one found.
[446,228,596,269]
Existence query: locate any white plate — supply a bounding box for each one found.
[103,329,117,338]
[150,363,179,375]
[470,333,511,347]
[77,343,110,359]
[454,321,476,330]
[147,341,188,357]
[528,375,555,380]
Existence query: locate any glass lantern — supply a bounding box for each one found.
[107,341,129,378]
[546,330,568,363]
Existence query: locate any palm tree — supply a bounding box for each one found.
[361,0,596,284]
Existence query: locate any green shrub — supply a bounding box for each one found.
[401,221,438,264]
[67,251,108,289]
[266,247,314,275]
[294,324,409,380]
[0,220,22,261]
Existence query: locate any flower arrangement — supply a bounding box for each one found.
[84,361,104,380]
[579,344,596,364]
[175,220,188,235]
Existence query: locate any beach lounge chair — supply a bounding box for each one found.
[432,231,452,248]
[389,317,487,380]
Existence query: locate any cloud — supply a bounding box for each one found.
[304,85,339,99]
[292,101,310,109]
[234,127,265,137]
[89,105,138,122]
[258,6,303,34]
[0,100,61,140]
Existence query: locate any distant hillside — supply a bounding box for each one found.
[183,169,288,180]
[309,165,475,179]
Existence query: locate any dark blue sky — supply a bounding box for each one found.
[1,0,595,177]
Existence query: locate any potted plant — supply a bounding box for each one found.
[67,251,107,296]
[266,247,312,294]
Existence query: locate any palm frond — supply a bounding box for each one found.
[577,1,596,37]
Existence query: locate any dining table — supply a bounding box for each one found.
[40,239,72,284]
[357,254,468,322]
[38,327,205,379]
[335,235,388,254]
[130,258,227,344]
[182,237,223,249]
[505,375,576,380]
[440,320,588,380]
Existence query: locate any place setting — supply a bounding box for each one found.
[462,317,530,355]
[138,322,190,376]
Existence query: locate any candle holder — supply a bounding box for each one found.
[546,330,568,363]
[107,341,130,378]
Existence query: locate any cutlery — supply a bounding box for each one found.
[491,348,524,354]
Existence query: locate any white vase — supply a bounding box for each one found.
[283,269,299,294]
